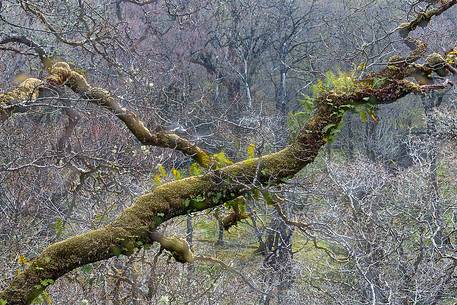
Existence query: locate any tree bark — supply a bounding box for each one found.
[0,48,453,303]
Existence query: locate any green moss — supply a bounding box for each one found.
[426,53,447,76]
[189,195,207,210]
[3,53,442,303]
[446,49,457,65]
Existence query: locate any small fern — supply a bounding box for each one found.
[310,70,356,100]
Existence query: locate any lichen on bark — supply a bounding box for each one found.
[0,78,43,120]
[0,45,455,304]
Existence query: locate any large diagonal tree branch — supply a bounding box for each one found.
[48,63,214,167]
[0,37,213,169]
[0,62,214,167]
[1,2,456,302]
[1,40,455,302]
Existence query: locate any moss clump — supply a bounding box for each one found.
[387,55,404,67]
[426,53,447,76]
[446,49,457,65]
[46,62,72,85]
[0,78,42,104]
[306,70,357,104]
[0,78,43,121]
[46,62,91,93]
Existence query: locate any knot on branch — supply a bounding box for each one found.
[152,233,194,263]
[47,62,91,92]
[220,197,248,230]
[426,53,448,76]
[221,208,249,231]
[47,62,72,85]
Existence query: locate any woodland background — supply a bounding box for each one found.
[0,0,456,304]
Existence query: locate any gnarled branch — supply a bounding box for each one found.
[1,51,453,303]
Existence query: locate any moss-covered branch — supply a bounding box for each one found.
[398,0,457,38]
[0,62,214,167]
[1,30,457,304]
[49,62,216,166]
[0,78,43,121]
[1,58,451,303]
